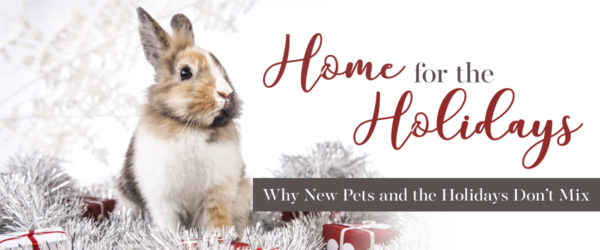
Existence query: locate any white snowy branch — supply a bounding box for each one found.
[0,0,254,164]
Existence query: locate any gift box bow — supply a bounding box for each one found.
[339,220,392,248]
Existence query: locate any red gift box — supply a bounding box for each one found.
[232,241,250,249]
[281,211,311,222]
[79,196,115,220]
[323,221,399,250]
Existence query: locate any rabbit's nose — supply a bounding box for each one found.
[218,91,229,99]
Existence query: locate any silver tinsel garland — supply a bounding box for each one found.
[275,142,377,178]
[0,143,421,249]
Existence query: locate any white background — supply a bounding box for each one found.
[2,0,600,249]
[233,1,600,249]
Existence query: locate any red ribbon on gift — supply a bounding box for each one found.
[339,220,391,248]
[84,198,106,219]
[0,229,67,250]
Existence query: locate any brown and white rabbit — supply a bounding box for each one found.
[117,7,250,231]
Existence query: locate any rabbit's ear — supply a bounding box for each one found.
[137,7,171,69]
[170,14,194,47]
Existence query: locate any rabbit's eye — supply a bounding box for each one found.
[180,67,193,80]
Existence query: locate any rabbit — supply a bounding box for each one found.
[117,7,250,232]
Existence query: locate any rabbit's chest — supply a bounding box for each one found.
[134,127,243,195]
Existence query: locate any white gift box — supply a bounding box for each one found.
[0,227,70,250]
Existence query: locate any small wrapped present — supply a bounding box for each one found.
[323,221,399,250]
[78,196,115,220]
[281,211,311,222]
[232,241,250,249]
[0,227,70,250]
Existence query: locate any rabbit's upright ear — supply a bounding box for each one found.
[137,7,171,69]
[170,14,194,48]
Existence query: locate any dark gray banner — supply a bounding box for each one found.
[253,178,600,211]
